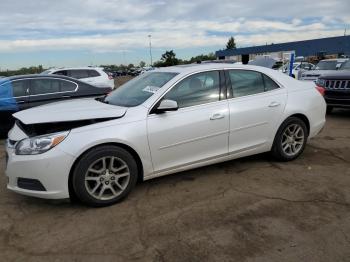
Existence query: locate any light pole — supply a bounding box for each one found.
[148,35,153,66]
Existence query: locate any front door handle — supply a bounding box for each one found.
[269,101,281,107]
[210,112,225,120]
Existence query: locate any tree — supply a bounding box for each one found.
[139,61,146,68]
[226,36,236,49]
[160,50,179,66]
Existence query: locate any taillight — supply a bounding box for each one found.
[315,86,325,96]
[108,75,113,80]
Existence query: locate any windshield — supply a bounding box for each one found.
[105,72,178,107]
[315,61,340,70]
[340,61,350,70]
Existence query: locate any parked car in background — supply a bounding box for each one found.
[5,64,326,207]
[248,57,283,70]
[0,74,112,135]
[300,58,348,82]
[315,60,350,113]
[41,67,114,89]
[281,62,315,79]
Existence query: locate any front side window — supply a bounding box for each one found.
[105,72,178,107]
[164,71,220,108]
[31,79,60,95]
[53,70,68,76]
[12,80,28,97]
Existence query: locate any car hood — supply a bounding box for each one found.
[13,98,127,125]
[302,70,337,76]
[319,71,350,80]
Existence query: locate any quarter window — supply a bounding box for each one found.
[164,71,220,108]
[88,70,101,77]
[60,80,77,92]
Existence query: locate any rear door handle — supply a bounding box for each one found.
[62,95,71,98]
[269,101,280,107]
[210,112,225,120]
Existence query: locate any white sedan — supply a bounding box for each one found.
[5,64,326,207]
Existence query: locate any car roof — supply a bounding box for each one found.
[1,74,82,82]
[320,58,348,62]
[154,63,281,75]
[47,67,104,71]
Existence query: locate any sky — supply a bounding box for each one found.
[0,0,349,70]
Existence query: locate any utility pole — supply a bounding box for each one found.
[148,35,153,66]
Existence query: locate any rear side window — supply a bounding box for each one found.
[12,80,27,97]
[228,70,279,97]
[88,70,101,77]
[69,70,90,79]
[31,79,60,95]
[228,70,265,97]
[263,75,280,91]
[60,80,77,92]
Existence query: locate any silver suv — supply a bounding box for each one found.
[300,58,348,82]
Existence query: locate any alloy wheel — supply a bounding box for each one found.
[84,156,130,200]
[281,123,305,157]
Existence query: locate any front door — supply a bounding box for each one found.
[147,70,229,173]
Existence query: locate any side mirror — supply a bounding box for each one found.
[155,99,178,114]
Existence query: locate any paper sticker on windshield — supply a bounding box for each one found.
[143,86,160,94]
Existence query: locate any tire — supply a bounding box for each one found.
[271,117,308,161]
[72,145,138,207]
[326,106,333,114]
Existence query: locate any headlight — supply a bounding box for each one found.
[15,131,69,155]
[316,78,326,87]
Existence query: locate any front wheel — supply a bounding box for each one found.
[72,145,138,207]
[271,117,308,161]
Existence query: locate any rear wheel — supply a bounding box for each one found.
[72,145,138,207]
[271,117,308,161]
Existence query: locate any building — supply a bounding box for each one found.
[216,35,350,64]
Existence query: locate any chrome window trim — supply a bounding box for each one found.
[0,77,78,98]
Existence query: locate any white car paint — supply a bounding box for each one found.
[5,64,326,199]
[42,67,114,89]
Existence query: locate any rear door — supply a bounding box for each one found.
[226,69,287,154]
[28,78,62,107]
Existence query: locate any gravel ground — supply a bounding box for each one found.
[0,110,349,262]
